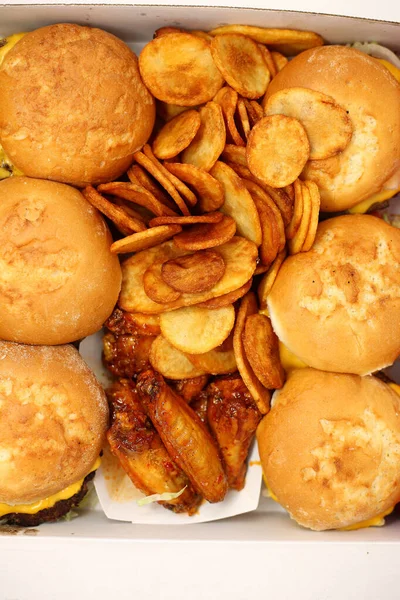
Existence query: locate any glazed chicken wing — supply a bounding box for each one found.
[170,375,209,404]
[103,331,155,378]
[206,375,262,490]
[107,378,201,514]
[105,307,160,337]
[137,369,228,503]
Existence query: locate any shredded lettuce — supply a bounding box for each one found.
[137,486,187,507]
[350,42,400,68]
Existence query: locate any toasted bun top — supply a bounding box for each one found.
[257,368,400,531]
[266,46,400,212]
[0,341,108,505]
[0,177,121,345]
[268,215,400,375]
[0,23,155,186]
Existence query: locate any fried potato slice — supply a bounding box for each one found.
[137,369,228,502]
[149,212,223,227]
[152,110,201,159]
[127,163,176,210]
[244,99,264,127]
[154,26,183,37]
[254,264,269,276]
[188,346,237,375]
[257,43,276,77]
[264,87,353,160]
[233,292,270,414]
[143,262,182,304]
[208,25,323,54]
[173,215,236,251]
[243,313,285,389]
[210,34,270,99]
[210,161,262,246]
[82,186,146,233]
[133,150,190,215]
[156,101,191,122]
[110,224,181,255]
[190,30,214,42]
[143,144,197,208]
[181,102,226,172]
[161,250,226,293]
[113,198,150,227]
[221,144,247,166]
[258,249,287,310]
[127,312,161,336]
[160,304,235,354]
[285,179,303,240]
[213,86,244,146]
[251,196,280,267]
[197,277,252,309]
[242,179,286,254]
[164,162,224,213]
[119,236,257,314]
[236,98,251,140]
[284,183,295,202]
[247,115,310,188]
[139,33,224,106]
[271,51,288,72]
[301,180,321,252]
[150,336,206,379]
[97,181,177,218]
[288,180,312,255]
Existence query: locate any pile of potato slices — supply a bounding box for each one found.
[84,24,354,513]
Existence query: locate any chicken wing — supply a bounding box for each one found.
[105,307,160,337]
[103,331,155,378]
[206,375,262,490]
[137,369,228,503]
[169,375,209,404]
[107,378,201,514]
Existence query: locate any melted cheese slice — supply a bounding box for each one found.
[377,59,400,83]
[279,341,308,372]
[0,457,101,518]
[348,188,400,214]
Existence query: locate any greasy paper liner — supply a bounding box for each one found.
[79,331,262,524]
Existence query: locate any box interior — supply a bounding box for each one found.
[1,4,400,543]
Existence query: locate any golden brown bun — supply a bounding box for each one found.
[0,177,121,344]
[257,368,400,531]
[266,46,400,212]
[268,215,400,375]
[0,24,155,186]
[0,341,108,505]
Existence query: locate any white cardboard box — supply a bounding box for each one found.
[1,4,400,599]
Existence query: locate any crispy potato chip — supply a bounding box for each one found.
[221,144,247,166]
[254,263,269,275]
[149,212,223,227]
[257,43,276,78]
[271,51,288,72]
[154,26,183,38]
[127,164,176,212]
[129,313,161,336]
[210,34,270,99]
[284,183,295,203]
[250,192,280,267]
[301,180,321,252]
[164,162,224,213]
[143,144,197,208]
[197,278,252,309]
[110,224,182,255]
[139,33,224,106]
[233,292,270,414]
[285,179,303,240]
[242,179,286,254]
[152,110,201,160]
[134,150,190,215]
[243,313,285,389]
[181,102,226,171]
[258,249,287,310]
[213,86,245,147]
[112,198,150,226]
[119,236,258,314]
[82,186,146,233]
[210,161,262,246]
[236,98,251,140]
[187,347,237,375]
[272,41,323,56]
[160,304,235,354]
[190,30,213,43]
[173,215,236,251]
[288,180,312,255]
[161,250,226,293]
[156,101,191,123]
[208,25,323,54]
[244,99,264,127]
[247,115,310,188]
[150,335,206,379]
[143,262,182,304]
[97,181,177,218]
[264,88,353,160]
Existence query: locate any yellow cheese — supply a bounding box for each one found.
[0,457,101,518]
[388,382,400,396]
[0,32,26,66]
[348,188,400,214]
[279,341,308,372]
[376,59,400,83]
[262,475,278,502]
[340,507,394,531]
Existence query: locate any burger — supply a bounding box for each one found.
[257,368,400,531]
[264,45,400,213]
[0,176,122,345]
[0,23,155,186]
[0,341,108,526]
[268,214,400,376]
